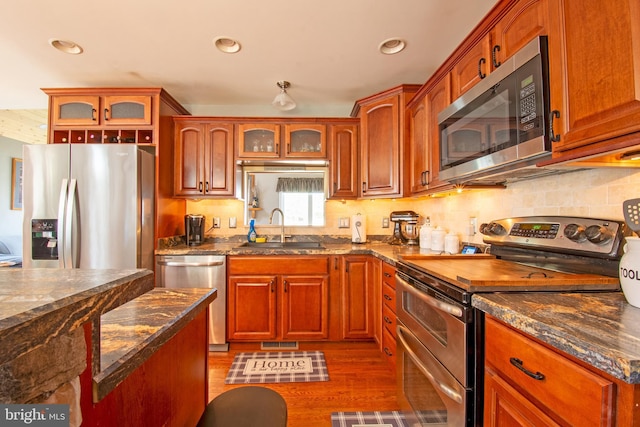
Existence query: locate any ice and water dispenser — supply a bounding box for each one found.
[30,219,58,260]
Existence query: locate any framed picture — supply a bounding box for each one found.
[11,157,22,210]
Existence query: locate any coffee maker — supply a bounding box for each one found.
[390,211,420,245]
[185,214,205,246]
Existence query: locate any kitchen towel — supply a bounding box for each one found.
[225,351,329,384]
[352,214,367,243]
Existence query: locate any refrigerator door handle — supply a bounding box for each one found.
[57,179,69,268]
[63,179,78,268]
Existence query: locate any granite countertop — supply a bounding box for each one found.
[0,268,154,366]
[473,292,640,384]
[93,287,217,401]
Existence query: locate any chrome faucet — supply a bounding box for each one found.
[269,208,285,243]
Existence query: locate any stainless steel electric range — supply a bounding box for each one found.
[394,216,629,426]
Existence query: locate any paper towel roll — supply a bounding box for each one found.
[352,214,367,243]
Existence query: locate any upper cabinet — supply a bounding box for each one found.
[43,88,186,146]
[352,85,420,198]
[328,121,359,200]
[174,119,235,198]
[236,121,328,160]
[451,0,552,100]
[546,0,640,160]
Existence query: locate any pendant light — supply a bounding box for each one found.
[272,81,296,111]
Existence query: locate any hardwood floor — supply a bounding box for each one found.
[207,341,399,426]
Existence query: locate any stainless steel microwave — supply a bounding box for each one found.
[438,36,551,184]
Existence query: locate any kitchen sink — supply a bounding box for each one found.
[236,241,325,249]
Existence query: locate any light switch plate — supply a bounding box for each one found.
[338,217,350,228]
[382,217,389,228]
[229,217,237,228]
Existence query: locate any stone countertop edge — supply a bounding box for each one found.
[473,292,640,384]
[0,269,154,366]
[92,287,217,402]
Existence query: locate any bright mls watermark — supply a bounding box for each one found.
[0,405,69,426]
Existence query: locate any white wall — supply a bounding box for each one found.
[0,136,25,237]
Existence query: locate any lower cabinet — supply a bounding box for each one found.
[484,316,615,426]
[340,255,379,340]
[227,256,330,341]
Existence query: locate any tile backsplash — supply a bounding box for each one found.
[187,167,640,243]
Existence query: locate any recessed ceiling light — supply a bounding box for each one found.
[214,37,241,54]
[378,38,406,55]
[49,39,83,55]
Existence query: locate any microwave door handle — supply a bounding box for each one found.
[57,179,69,268]
[397,324,464,404]
[396,275,464,318]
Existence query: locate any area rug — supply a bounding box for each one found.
[224,351,329,384]
[330,411,408,427]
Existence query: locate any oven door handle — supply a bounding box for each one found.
[396,275,464,318]
[397,324,464,404]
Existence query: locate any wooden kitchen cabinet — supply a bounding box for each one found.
[328,122,359,199]
[484,316,615,426]
[425,75,452,191]
[237,123,281,158]
[340,255,378,339]
[451,0,552,100]
[283,123,327,158]
[173,119,234,197]
[380,262,397,368]
[352,85,420,198]
[545,0,640,160]
[43,87,190,242]
[406,93,429,195]
[227,256,330,341]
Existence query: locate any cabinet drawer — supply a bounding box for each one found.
[485,317,614,426]
[382,281,396,310]
[382,326,397,367]
[229,256,329,275]
[382,303,397,338]
[382,262,396,289]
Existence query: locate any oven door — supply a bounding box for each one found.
[396,272,470,386]
[397,320,471,426]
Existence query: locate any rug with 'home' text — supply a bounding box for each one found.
[224,351,329,384]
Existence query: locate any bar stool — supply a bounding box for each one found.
[197,386,287,427]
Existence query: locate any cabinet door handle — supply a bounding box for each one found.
[383,316,393,324]
[549,110,561,142]
[287,143,290,154]
[384,272,392,278]
[384,294,392,301]
[270,280,275,293]
[199,181,203,192]
[478,57,487,79]
[362,182,367,194]
[104,108,109,121]
[492,45,501,68]
[334,257,339,270]
[91,108,97,122]
[275,142,280,153]
[283,280,288,293]
[510,357,545,381]
[333,182,338,193]
[384,347,393,357]
[205,181,209,193]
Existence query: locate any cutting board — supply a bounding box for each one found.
[403,258,620,292]
[400,253,494,260]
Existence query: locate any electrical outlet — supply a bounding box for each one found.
[338,217,350,228]
[382,217,389,228]
[213,217,221,228]
[229,217,237,228]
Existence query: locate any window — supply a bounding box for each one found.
[280,192,325,226]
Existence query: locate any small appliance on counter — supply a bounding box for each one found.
[390,211,420,245]
[185,214,205,246]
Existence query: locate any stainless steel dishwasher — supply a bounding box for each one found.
[155,255,228,351]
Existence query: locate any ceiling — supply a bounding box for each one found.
[0,0,498,144]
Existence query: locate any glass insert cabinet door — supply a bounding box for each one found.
[284,124,327,158]
[237,124,281,158]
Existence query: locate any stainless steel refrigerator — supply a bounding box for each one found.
[22,144,155,270]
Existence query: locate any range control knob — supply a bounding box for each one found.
[584,224,613,244]
[564,223,587,242]
[480,222,507,236]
